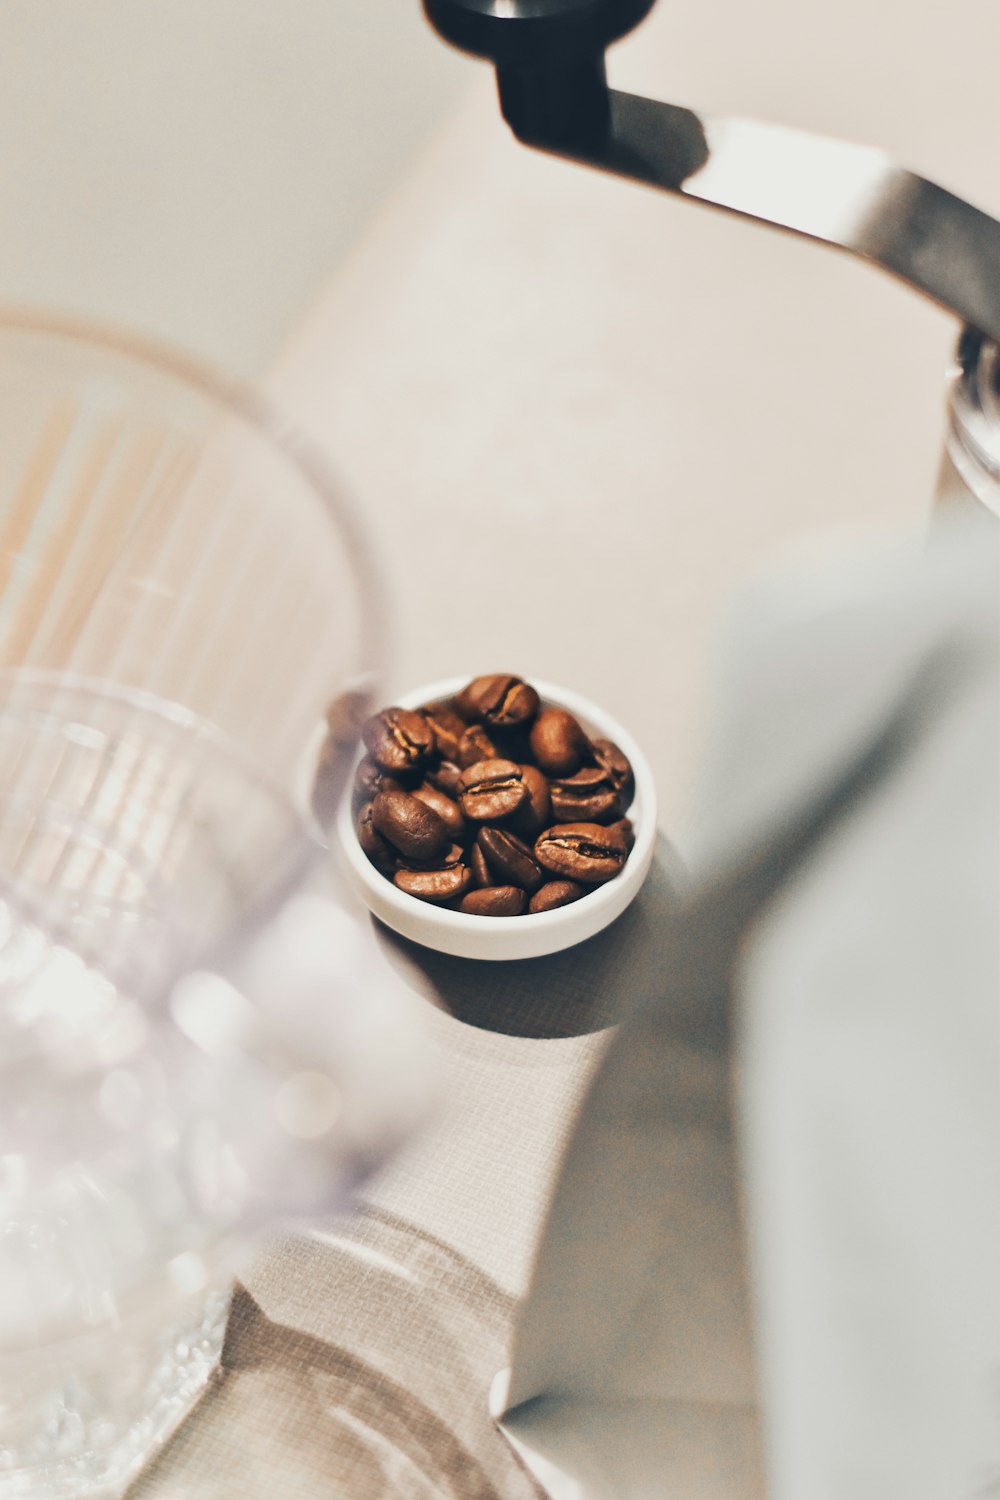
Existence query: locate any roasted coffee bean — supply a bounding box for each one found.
[529,707,591,776]
[354,675,638,918]
[420,700,467,761]
[362,708,435,775]
[606,816,635,852]
[458,759,528,823]
[411,782,466,841]
[528,880,585,914]
[357,801,398,876]
[395,860,472,904]
[470,843,494,888]
[510,763,552,838]
[456,725,501,768]
[427,758,463,797]
[487,723,533,766]
[591,737,634,805]
[456,674,540,729]
[354,754,402,804]
[477,827,543,892]
[372,789,449,861]
[549,765,623,824]
[534,822,627,883]
[458,885,527,917]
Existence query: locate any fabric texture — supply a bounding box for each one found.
[499,512,999,1499]
[129,845,682,1497]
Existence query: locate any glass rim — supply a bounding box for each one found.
[0,301,388,685]
[0,309,384,1369]
[0,305,384,1047]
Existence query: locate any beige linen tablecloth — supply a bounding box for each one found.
[266,0,1000,825]
[129,842,685,1498]
[128,0,999,1492]
[127,517,999,1500]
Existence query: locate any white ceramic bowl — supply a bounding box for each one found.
[335,676,657,962]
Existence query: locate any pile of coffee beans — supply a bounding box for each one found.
[349,674,635,917]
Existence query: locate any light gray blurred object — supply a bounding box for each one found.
[496,509,999,1500]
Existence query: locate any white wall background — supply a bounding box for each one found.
[0,0,467,374]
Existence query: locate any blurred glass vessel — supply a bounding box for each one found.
[0,310,385,1496]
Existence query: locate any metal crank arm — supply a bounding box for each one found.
[424,0,1000,340]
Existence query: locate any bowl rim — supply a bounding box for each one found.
[336,675,657,948]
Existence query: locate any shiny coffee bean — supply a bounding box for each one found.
[528,880,584,914]
[427,758,463,797]
[372,789,449,861]
[534,822,627,883]
[470,843,494,888]
[395,859,472,905]
[591,737,635,805]
[411,782,466,841]
[458,885,527,917]
[395,840,465,873]
[352,675,638,918]
[549,766,623,824]
[354,754,401,804]
[362,708,435,775]
[606,816,635,852]
[477,827,543,892]
[456,725,501,768]
[420,700,466,761]
[529,707,590,776]
[458,759,528,823]
[510,763,552,837]
[357,801,397,877]
[456,674,540,729]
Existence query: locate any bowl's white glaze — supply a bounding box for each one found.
[336,677,657,961]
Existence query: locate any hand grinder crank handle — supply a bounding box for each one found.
[423,0,1000,343]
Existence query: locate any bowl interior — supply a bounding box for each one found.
[336,676,656,958]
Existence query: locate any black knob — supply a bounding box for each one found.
[423,0,656,147]
[423,0,655,68]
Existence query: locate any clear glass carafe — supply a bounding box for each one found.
[0,311,414,1496]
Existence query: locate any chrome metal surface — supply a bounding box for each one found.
[547,92,1000,341]
[422,0,1000,335]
